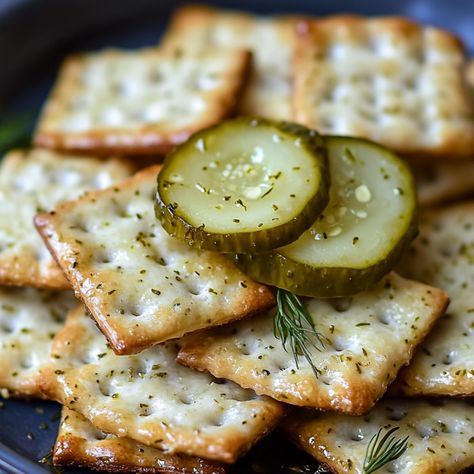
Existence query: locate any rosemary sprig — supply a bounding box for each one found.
[363,427,409,474]
[0,111,33,154]
[273,288,328,377]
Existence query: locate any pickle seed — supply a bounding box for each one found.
[354,210,368,219]
[251,147,264,163]
[328,226,342,237]
[195,138,206,152]
[243,186,262,199]
[355,185,372,203]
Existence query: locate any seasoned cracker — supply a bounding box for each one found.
[35,165,274,354]
[54,407,226,474]
[283,398,474,474]
[0,148,132,289]
[178,273,447,415]
[395,203,474,396]
[34,48,250,155]
[468,59,474,95]
[162,5,298,120]
[41,306,284,463]
[293,16,474,158]
[413,161,474,207]
[0,287,75,398]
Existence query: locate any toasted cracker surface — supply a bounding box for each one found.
[34,47,250,155]
[54,407,226,473]
[413,161,474,207]
[41,306,284,463]
[0,286,75,398]
[0,148,132,289]
[35,165,274,354]
[293,16,474,158]
[178,273,447,415]
[395,203,474,396]
[162,5,298,120]
[283,398,474,474]
[467,58,474,94]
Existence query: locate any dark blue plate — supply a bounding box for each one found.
[0,1,473,473]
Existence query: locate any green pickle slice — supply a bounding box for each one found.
[234,136,418,297]
[155,118,330,253]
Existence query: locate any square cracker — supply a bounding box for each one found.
[162,5,299,120]
[0,148,132,289]
[468,58,474,95]
[282,398,474,474]
[178,273,447,415]
[413,161,474,207]
[54,407,226,474]
[394,203,474,396]
[34,47,250,155]
[293,16,474,158]
[35,165,274,355]
[0,286,75,398]
[41,306,284,463]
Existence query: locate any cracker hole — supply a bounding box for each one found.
[95,251,113,265]
[350,429,364,441]
[440,244,457,258]
[94,432,107,441]
[416,425,436,439]
[212,378,228,385]
[238,345,250,356]
[179,395,194,405]
[210,417,224,427]
[386,409,407,421]
[73,220,90,233]
[0,323,14,334]
[98,381,112,397]
[442,352,455,365]
[331,339,346,352]
[128,304,144,318]
[320,376,332,386]
[329,298,352,313]
[377,311,391,325]
[20,357,33,369]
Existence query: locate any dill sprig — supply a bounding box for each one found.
[363,427,409,474]
[273,288,328,377]
[0,111,33,154]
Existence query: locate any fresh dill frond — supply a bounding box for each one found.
[273,288,328,377]
[363,427,409,474]
[0,111,34,154]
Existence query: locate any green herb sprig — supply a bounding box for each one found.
[0,112,34,154]
[363,427,409,474]
[273,288,328,377]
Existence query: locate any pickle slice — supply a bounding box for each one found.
[155,118,329,253]
[234,136,417,297]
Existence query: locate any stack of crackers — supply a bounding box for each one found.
[1,4,474,473]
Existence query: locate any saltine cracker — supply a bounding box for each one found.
[413,161,474,207]
[283,398,474,474]
[0,287,75,398]
[162,5,298,120]
[396,203,474,396]
[34,48,250,155]
[54,407,226,474]
[40,306,284,463]
[178,273,447,415]
[0,149,132,289]
[35,165,274,354]
[293,16,474,158]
